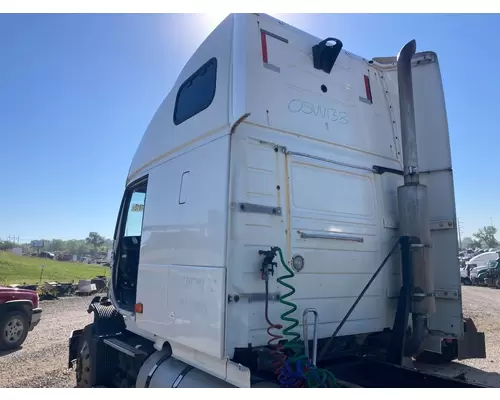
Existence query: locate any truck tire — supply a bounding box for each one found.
[415,340,458,365]
[0,310,29,350]
[76,325,95,388]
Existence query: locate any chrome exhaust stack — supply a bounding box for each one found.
[396,40,436,355]
[398,40,420,186]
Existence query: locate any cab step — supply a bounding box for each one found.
[103,337,148,360]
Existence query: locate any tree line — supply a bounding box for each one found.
[1,225,498,255]
[462,225,499,249]
[0,232,112,257]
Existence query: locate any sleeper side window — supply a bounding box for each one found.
[173,57,217,126]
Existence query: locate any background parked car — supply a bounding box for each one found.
[466,251,499,272]
[0,286,42,350]
[471,259,499,285]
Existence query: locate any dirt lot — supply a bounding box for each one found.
[418,285,500,387]
[0,297,92,388]
[1,287,500,388]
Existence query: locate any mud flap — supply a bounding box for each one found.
[68,329,83,368]
[457,318,486,360]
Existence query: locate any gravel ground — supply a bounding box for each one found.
[1,286,500,388]
[417,285,500,387]
[0,296,92,388]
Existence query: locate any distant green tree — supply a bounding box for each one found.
[76,241,90,257]
[50,239,65,252]
[10,234,111,257]
[0,241,15,251]
[472,225,499,248]
[65,239,79,254]
[85,232,105,255]
[462,237,474,249]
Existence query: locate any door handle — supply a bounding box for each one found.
[178,171,190,205]
[298,230,364,243]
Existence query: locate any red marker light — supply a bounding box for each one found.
[260,30,268,64]
[364,75,373,103]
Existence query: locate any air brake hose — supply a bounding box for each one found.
[265,247,338,387]
[264,279,286,376]
[275,248,302,355]
[317,238,401,362]
[274,247,307,387]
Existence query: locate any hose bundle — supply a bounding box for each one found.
[263,247,338,388]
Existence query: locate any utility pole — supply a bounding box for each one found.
[7,235,20,245]
[457,218,463,249]
[7,235,19,244]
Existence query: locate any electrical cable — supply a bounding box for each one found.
[264,279,286,377]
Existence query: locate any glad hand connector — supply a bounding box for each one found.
[258,247,279,281]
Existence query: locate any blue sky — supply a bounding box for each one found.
[0,13,498,242]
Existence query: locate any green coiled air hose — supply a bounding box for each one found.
[274,247,338,388]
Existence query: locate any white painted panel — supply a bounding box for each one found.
[285,152,389,339]
[136,265,226,359]
[135,137,230,359]
[244,15,400,161]
[139,136,230,267]
[128,15,233,183]
[291,162,375,220]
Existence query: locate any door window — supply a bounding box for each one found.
[124,191,146,237]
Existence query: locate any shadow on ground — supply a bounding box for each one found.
[416,361,500,387]
[0,348,21,358]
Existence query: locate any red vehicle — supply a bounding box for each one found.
[0,286,42,350]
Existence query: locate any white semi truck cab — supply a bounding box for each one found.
[68,13,486,388]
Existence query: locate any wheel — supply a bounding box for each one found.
[462,277,472,286]
[415,340,458,365]
[0,311,29,350]
[76,325,95,388]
